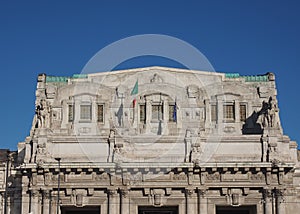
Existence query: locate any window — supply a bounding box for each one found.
[80,105,91,120]
[169,104,176,122]
[240,104,246,122]
[223,104,235,121]
[152,104,163,120]
[68,105,74,122]
[140,104,146,123]
[211,104,217,122]
[97,104,104,123]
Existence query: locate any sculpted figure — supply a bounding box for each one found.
[260,97,278,128]
[261,100,269,127]
[35,99,50,128]
[268,97,277,127]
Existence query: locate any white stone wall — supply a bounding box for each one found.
[2,67,298,214]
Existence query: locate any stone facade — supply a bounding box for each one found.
[1,66,300,214]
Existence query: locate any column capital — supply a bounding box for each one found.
[42,189,50,199]
[185,188,194,197]
[198,188,207,197]
[31,189,39,198]
[107,189,118,197]
[119,188,129,198]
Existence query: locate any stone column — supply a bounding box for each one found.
[43,190,50,214]
[6,197,10,214]
[120,188,129,214]
[0,193,3,214]
[145,99,151,133]
[204,99,210,128]
[21,191,30,214]
[217,97,223,125]
[108,189,118,214]
[234,100,240,123]
[276,189,285,214]
[185,188,196,214]
[50,191,57,214]
[198,189,208,214]
[30,189,40,214]
[263,189,272,214]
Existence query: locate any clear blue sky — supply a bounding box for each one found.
[0,0,299,150]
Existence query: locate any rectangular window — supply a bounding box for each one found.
[223,104,235,121]
[97,104,104,123]
[68,105,74,122]
[152,104,163,120]
[240,104,246,122]
[169,104,176,122]
[140,104,146,123]
[80,105,91,120]
[211,104,217,122]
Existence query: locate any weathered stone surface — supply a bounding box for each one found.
[1,67,299,214]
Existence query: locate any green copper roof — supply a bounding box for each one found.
[72,74,88,79]
[46,74,88,83]
[243,75,268,82]
[46,76,69,82]
[225,73,268,82]
[225,73,240,78]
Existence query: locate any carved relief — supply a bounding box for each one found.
[117,85,126,98]
[129,172,143,185]
[95,172,109,181]
[172,172,187,180]
[226,188,242,206]
[71,190,85,207]
[150,73,163,83]
[37,142,46,155]
[150,189,165,206]
[206,172,220,181]
[187,85,199,98]
[250,172,265,182]
[191,142,203,166]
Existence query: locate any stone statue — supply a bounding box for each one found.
[35,99,50,128]
[260,100,269,127]
[268,97,277,127]
[260,97,278,128]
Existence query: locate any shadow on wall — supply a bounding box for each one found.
[242,111,263,135]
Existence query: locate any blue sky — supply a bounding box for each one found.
[0,0,299,150]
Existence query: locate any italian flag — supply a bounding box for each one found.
[131,80,138,108]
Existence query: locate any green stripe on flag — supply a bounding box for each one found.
[131,80,138,95]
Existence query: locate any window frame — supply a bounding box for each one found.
[139,104,146,123]
[240,103,247,122]
[168,103,176,122]
[80,104,92,121]
[68,104,74,122]
[152,103,163,121]
[223,103,235,122]
[211,104,217,122]
[97,104,104,123]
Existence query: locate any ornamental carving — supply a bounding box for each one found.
[206,172,220,181]
[150,189,165,206]
[172,172,186,180]
[150,73,163,83]
[95,172,109,181]
[250,172,264,182]
[120,188,129,198]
